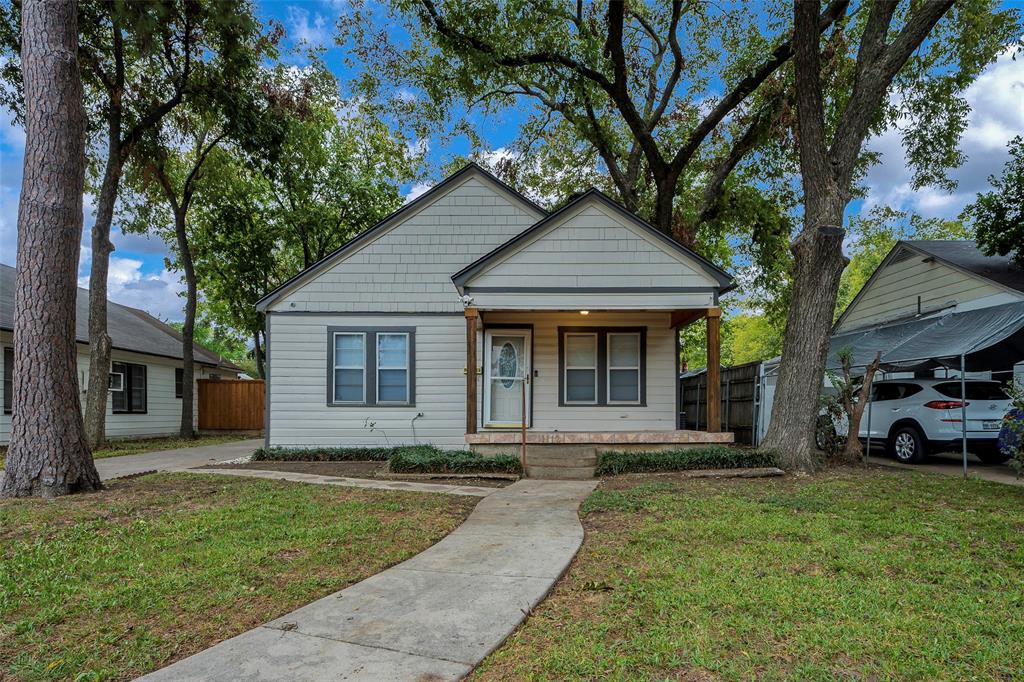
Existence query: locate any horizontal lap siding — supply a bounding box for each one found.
[268,314,468,447]
[469,205,717,289]
[484,311,676,431]
[838,257,1010,332]
[0,329,227,444]
[269,177,543,314]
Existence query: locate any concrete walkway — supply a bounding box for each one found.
[95,438,263,480]
[138,478,597,681]
[195,466,498,497]
[867,452,1022,487]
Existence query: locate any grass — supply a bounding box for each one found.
[0,473,475,681]
[0,434,251,469]
[474,467,1024,681]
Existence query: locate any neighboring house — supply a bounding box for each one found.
[257,164,735,472]
[0,263,244,444]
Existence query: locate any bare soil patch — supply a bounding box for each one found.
[201,460,512,487]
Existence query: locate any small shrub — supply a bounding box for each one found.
[388,446,522,474]
[596,446,778,476]
[251,446,396,462]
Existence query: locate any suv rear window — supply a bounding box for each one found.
[870,383,924,401]
[934,382,1009,400]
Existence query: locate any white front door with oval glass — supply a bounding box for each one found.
[484,330,531,428]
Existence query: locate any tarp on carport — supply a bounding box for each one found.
[827,301,1024,372]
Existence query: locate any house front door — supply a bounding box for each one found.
[483,329,531,428]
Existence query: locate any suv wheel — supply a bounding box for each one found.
[890,426,926,464]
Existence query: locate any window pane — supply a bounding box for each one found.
[175,368,184,398]
[566,334,596,367]
[378,368,408,402]
[130,365,146,412]
[334,368,364,402]
[566,368,596,402]
[377,334,407,369]
[609,369,639,402]
[335,334,364,367]
[609,334,639,367]
[111,362,126,412]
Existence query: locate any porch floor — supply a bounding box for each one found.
[465,430,734,445]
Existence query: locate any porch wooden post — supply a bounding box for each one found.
[706,308,721,433]
[465,309,479,434]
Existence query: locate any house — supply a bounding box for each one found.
[256,164,735,476]
[0,263,244,444]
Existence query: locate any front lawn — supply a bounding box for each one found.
[0,473,475,681]
[475,467,1024,680]
[0,434,252,469]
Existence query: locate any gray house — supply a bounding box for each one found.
[256,164,735,474]
[0,263,243,444]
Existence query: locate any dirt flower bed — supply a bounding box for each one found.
[202,460,513,488]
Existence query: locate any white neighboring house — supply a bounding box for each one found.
[0,263,244,444]
[256,164,736,472]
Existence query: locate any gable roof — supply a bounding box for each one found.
[450,188,735,292]
[0,263,243,371]
[902,240,1024,293]
[254,163,548,312]
[835,239,1024,331]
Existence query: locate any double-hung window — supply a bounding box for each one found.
[328,327,414,406]
[112,362,147,414]
[175,368,184,399]
[559,327,645,406]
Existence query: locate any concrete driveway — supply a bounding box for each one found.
[96,438,262,480]
[138,478,597,681]
[867,450,1021,487]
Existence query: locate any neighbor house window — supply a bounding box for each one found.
[328,327,415,407]
[563,333,598,404]
[2,347,12,414]
[111,362,147,414]
[559,327,646,407]
[175,368,184,399]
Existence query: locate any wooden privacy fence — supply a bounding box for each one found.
[679,361,760,445]
[198,379,264,431]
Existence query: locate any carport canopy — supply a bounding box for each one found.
[827,301,1024,373]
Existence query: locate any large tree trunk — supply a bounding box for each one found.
[253,328,265,379]
[761,208,846,470]
[1,0,100,498]
[175,208,197,438]
[838,351,881,464]
[83,153,122,449]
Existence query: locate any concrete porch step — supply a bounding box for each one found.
[525,465,596,480]
[525,452,598,468]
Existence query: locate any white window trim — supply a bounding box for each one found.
[108,371,124,392]
[606,332,641,405]
[332,332,367,405]
[563,332,598,405]
[376,332,410,405]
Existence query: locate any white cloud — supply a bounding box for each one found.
[404,181,432,203]
[286,6,331,48]
[77,255,186,321]
[862,47,1024,219]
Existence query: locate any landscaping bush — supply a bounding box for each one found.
[388,446,522,474]
[251,446,397,462]
[596,446,778,476]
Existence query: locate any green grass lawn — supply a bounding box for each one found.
[0,473,475,681]
[0,434,251,469]
[475,467,1024,681]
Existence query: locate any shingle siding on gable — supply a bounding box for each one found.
[837,256,1022,333]
[269,177,542,313]
[466,204,718,289]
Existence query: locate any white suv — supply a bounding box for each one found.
[821,379,1012,464]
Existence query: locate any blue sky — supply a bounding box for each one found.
[0,1,1021,320]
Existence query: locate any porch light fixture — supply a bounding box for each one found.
[579,310,590,315]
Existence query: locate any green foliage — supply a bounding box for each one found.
[964,135,1024,267]
[169,314,255,375]
[595,446,778,476]
[252,446,397,462]
[999,380,1024,476]
[388,447,522,474]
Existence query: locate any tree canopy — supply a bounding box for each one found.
[964,135,1024,267]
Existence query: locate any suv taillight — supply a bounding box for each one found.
[924,400,968,409]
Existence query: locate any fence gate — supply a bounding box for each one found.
[679,361,760,444]
[198,379,264,431]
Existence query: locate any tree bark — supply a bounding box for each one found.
[83,153,121,448]
[1,0,101,498]
[253,328,265,379]
[174,206,197,438]
[838,351,881,464]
